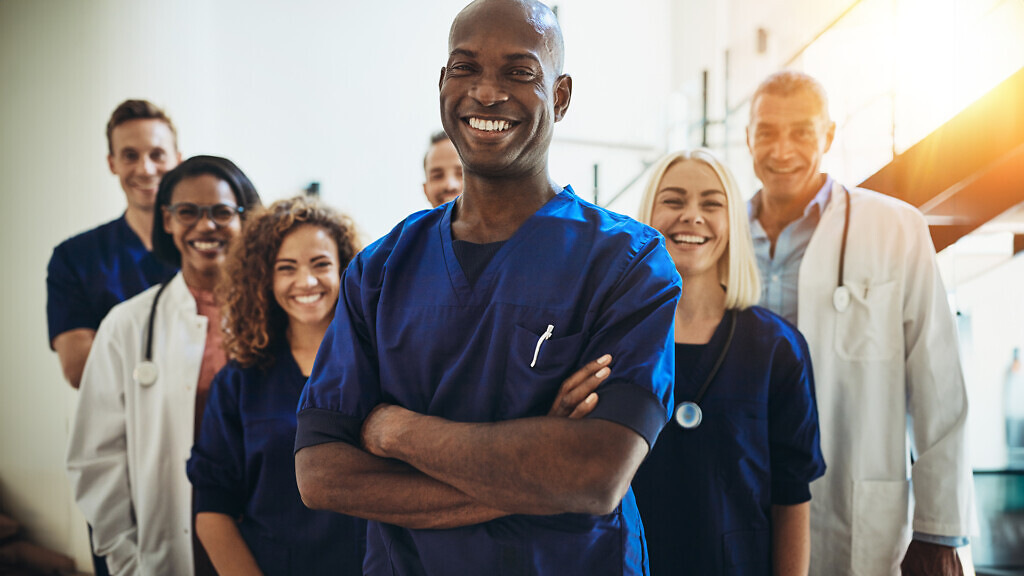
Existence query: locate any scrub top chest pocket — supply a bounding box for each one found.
[834,278,901,361]
[502,324,585,419]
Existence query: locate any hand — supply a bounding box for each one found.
[361,403,410,458]
[900,540,963,576]
[547,354,612,419]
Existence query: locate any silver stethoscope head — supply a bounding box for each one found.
[674,402,702,429]
[133,360,158,386]
[133,281,171,387]
[673,310,737,430]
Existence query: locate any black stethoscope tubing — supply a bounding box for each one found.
[833,186,853,312]
[674,309,737,429]
[134,281,171,386]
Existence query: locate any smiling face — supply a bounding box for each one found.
[650,160,729,281]
[108,119,181,213]
[747,89,835,205]
[423,137,463,207]
[272,225,341,332]
[439,0,570,179]
[162,174,241,290]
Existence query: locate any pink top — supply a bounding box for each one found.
[187,285,226,436]
[186,284,224,576]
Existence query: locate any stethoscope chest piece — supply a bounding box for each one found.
[674,401,703,429]
[133,360,158,386]
[833,285,851,312]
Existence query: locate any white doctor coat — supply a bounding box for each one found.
[66,273,206,576]
[798,184,975,575]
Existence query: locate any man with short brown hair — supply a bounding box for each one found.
[47,99,181,388]
[422,130,463,207]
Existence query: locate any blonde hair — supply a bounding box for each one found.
[638,148,761,310]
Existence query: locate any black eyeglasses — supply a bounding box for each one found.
[164,202,244,226]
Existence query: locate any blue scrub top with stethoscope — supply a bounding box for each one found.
[632,306,826,576]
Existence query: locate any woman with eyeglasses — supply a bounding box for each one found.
[185,196,366,575]
[629,149,826,576]
[67,155,261,576]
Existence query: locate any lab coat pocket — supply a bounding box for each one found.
[851,479,911,575]
[503,324,584,418]
[834,279,900,361]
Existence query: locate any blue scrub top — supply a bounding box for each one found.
[188,349,366,575]
[47,215,177,344]
[297,187,681,576]
[631,306,826,576]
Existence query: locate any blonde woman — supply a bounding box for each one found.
[630,149,826,576]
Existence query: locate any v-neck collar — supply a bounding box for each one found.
[439,187,574,305]
[677,309,733,398]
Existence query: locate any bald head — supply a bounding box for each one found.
[450,0,565,75]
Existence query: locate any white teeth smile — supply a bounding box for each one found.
[190,240,223,251]
[468,118,512,132]
[671,234,708,245]
[294,293,324,304]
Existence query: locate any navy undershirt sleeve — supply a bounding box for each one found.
[586,382,669,449]
[772,480,812,505]
[295,409,363,452]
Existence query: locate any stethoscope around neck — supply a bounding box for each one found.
[831,186,853,313]
[132,281,171,386]
[674,309,737,429]
[675,187,852,429]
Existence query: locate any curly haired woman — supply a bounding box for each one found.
[187,196,366,575]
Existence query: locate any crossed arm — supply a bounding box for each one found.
[295,355,646,529]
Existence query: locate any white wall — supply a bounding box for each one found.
[0,0,674,570]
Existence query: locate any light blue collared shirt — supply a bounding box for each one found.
[748,176,833,326]
[746,175,969,549]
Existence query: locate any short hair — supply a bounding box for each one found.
[749,70,831,124]
[151,155,262,267]
[217,196,361,369]
[424,130,451,171]
[106,99,178,155]
[637,148,761,310]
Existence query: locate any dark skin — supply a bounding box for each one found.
[298,355,611,528]
[900,540,964,576]
[295,0,650,526]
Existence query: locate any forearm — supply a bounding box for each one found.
[195,512,264,576]
[366,409,646,516]
[295,441,507,529]
[771,502,810,576]
[53,328,95,389]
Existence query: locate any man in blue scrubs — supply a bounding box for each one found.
[47,100,181,389]
[294,1,681,574]
[47,100,181,575]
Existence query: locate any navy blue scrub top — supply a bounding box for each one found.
[632,306,826,576]
[188,348,366,575]
[296,187,681,576]
[47,215,177,344]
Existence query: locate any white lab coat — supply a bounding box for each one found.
[66,273,206,576]
[798,183,975,575]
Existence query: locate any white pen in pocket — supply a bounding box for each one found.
[530,324,555,368]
